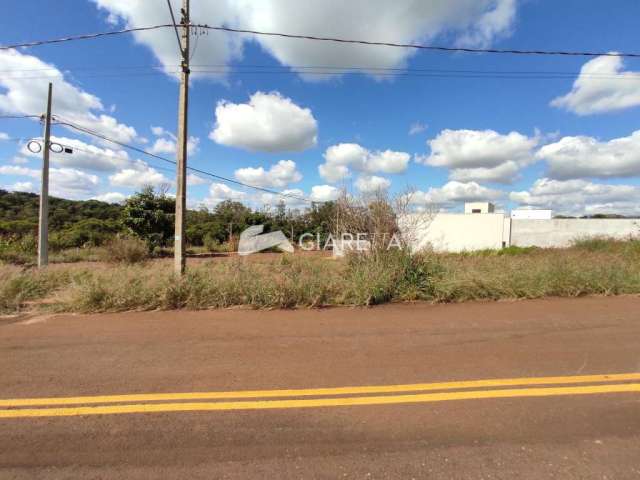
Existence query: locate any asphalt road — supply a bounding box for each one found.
[2,296,640,479]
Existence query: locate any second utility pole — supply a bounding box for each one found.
[37,82,53,269]
[174,0,190,275]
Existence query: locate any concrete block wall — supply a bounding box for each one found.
[510,219,639,248]
[402,214,639,252]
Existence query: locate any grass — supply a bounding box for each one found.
[1,239,639,315]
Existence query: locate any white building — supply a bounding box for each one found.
[464,202,495,214]
[401,203,638,253]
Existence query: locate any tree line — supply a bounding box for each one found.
[0,187,337,253]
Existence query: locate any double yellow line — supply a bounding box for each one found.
[2,373,639,419]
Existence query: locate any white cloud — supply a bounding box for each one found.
[7,181,35,193]
[0,165,39,178]
[201,182,246,209]
[0,132,8,141]
[50,168,100,199]
[210,92,317,153]
[93,1,517,81]
[409,180,503,207]
[109,162,171,189]
[149,135,200,156]
[0,49,137,143]
[234,159,302,188]
[21,136,131,172]
[551,55,640,115]
[409,122,428,136]
[92,0,244,81]
[2,163,102,200]
[510,178,640,216]
[421,129,538,183]
[93,192,127,203]
[319,143,410,183]
[310,184,340,202]
[151,126,168,137]
[233,0,516,80]
[187,174,209,186]
[536,130,640,179]
[354,175,391,193]
[11,156,29,165]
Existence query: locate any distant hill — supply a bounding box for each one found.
[0,189,123,235]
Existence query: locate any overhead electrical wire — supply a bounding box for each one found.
[0,65,637,81]
[51,116,317,204]
[1,23,639,58]
[0,25,172,50]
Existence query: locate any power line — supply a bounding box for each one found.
[0,114,42,119]
[51,116,316,204]
[199,24,640,58]
[0,25,172,50]
[2,22,639,58]
[1,66,637,82]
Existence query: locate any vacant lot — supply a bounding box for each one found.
[1,238,639,315]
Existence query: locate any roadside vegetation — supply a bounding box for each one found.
[1,239,639,315]
[2,187,639,315]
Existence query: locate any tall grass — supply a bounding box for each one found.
[1,239,639,314]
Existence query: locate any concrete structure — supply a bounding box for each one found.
[510,218,639,248]
[511,209,552,220]
[402,213,506,252]
[401,203,639,253]
[464,202,495,214]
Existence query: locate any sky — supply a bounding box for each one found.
[1,0,640,216]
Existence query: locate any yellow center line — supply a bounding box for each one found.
[1,383,639,419]
[1,372,639,408]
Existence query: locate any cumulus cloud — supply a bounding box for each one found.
[0,165,39,178]
[92,0,244,81]
[20,136,131,172]
[148,127,200,156]
[420,129,538,183]
[354,175,391,193]
[210,92,317,153]
[201,182,246,209]
[93,0,516,81]
[234,160,302,188]
[187,174,209,186]
[7,181,35,193]
[408,181,503,207]
[109,162,171,189]
[233,0,516,79]
[551,55,640,115]
[149,135,200,156]
[0,49,136,143]
[319,143,410,183]
[310,184,340,202]
[1,164,103,199]
[536,130,640,179]
[93,192,127,203]
[510,178,640,216]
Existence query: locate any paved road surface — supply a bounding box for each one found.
[1,296,640,479]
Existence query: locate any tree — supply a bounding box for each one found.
[121,186,175,252]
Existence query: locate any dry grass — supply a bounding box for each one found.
[1,239,639,315]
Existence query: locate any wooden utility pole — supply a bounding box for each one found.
[37,82,53,268]
[174,0,190,275]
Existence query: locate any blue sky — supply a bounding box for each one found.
[1,0,640,215]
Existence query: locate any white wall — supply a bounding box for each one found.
[510,219,639,248]
[402,213,506,252]
[401,214,639,252]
